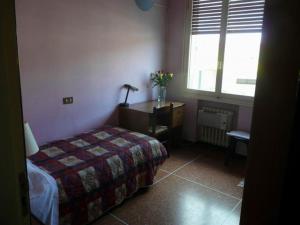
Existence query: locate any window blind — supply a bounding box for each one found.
[192,0,223,35]
[227,0,265,33]
[192,0,265,35]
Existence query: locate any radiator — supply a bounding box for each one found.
[197,107,233,147]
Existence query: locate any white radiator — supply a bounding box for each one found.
[197,107,233,147]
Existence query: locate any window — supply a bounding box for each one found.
[187,0,265,98]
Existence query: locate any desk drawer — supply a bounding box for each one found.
[172,106,184,128]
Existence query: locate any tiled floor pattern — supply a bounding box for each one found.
[95,143,246,225]
[32,143,245,225]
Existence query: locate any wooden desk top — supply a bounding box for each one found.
[126,101,185,113]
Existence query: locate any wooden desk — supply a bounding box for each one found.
[119,101,185,145]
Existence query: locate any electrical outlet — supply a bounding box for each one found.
[63,97,73,104]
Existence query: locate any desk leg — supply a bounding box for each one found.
[225,138,237,166]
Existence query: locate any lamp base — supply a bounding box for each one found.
[119,103,129,107]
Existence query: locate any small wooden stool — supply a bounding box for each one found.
[225,130,250,165]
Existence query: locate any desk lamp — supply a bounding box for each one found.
[119,84,139,107]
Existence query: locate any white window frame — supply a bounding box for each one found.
[182,0,264,107]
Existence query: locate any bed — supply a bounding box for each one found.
[28,126,168,225]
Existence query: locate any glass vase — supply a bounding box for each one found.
[157,86,167,104]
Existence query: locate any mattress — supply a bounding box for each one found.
[28,126,168,225]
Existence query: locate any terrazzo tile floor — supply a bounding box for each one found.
[32,143,246,225]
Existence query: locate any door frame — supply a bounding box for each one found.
[0,0,30,224]
[240,0,300,224]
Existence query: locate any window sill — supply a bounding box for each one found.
[184,88,254,107]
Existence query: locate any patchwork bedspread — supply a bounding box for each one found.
[29,126,168,225]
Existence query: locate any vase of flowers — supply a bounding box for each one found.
[150,70,174,103]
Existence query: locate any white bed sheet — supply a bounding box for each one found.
[27,159,59,225]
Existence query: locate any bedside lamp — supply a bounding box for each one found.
[119,84,139,107]
[24,122,39,157]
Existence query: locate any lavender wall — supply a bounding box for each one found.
[166,0,253,142]
[16,0,167,145]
